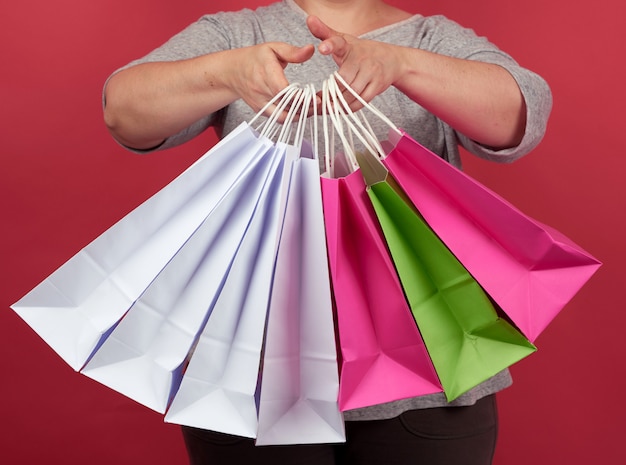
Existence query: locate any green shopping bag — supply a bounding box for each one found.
[355,149,537,401]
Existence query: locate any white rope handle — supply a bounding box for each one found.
[249,83,297,126]
[326,75,385,160]
[247,83,318,153]
[323,76,361,175]
[323,73,392,179]
[245,73,399,173]
[277,86,306,142]
[291,84,315,149]
[322,79,333,175]
[309,83,319,162]
[332,72,400,135]
[249,84,302,139]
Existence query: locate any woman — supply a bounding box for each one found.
[103,1,552,463]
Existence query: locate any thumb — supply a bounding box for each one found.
[272,43,315,67]
[306,15,337,41]
[306,15,349,60]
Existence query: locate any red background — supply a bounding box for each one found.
[1,1,623,463]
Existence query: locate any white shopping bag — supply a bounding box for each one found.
[79,141,283,414]
[12,122,273,371]
[13,83,346,445]
[256,140,345,445]
[164,145,289,437]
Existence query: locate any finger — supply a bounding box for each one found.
[338,74,382,112]
[318,35,349,59]
[334,71,364,107]
[306,15,338,41]
[260,101,290,123]
[345,81,381,112]
[306,16,350,60]
[348,72,373,102]
[273,43,315,66]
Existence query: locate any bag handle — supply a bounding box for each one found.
[332,72,400,137]
[327,75,385,159]
[322,77,346,175]
[322,73,401,177]
[248,83,318,161]
[249,83,303,140]
[288,83,316,150]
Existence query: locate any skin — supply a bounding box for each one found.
[103,0,526,151]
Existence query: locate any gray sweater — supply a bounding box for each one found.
[113,0,552,421]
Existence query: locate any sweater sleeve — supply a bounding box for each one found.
[420,16,553,163]
[458,65,552,163]
[102,11,261,153]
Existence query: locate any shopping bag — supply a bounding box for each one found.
[382,131,601,342]
[12,84,341,444]
[163,146,288,437]
[355,148,536,401]
[320,78,442,411]
[332,72,601,343]
[256,87,345,445]
[79,142,286,414]
[11,122,274,371]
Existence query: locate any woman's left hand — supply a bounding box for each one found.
[306,15,403,110]
[306,15,528,149]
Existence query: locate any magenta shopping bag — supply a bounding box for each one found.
[321,170,442,412]
[382,130,601,342]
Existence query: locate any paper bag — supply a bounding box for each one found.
[163,147,288,437]
[80,142,285,414]
[11,123,274,370]
[357,149,537,401]
[256,142,345,445]
[321,169,442,411]
[382,130,601,342]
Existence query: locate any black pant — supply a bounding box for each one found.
[181,394,498,465]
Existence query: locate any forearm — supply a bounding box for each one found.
[393,46,527,150]
[103,42,315,151]
[103,53,239,150]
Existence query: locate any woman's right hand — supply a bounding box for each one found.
[104,42,314,150]
[224,42,315,116]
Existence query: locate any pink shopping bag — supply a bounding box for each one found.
[321,169,442,412]
[382,130,601,342]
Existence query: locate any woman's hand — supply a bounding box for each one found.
[306,15,526,149]
[104,42,314,149]
[306,15,404,111]
[224,42,315,116]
